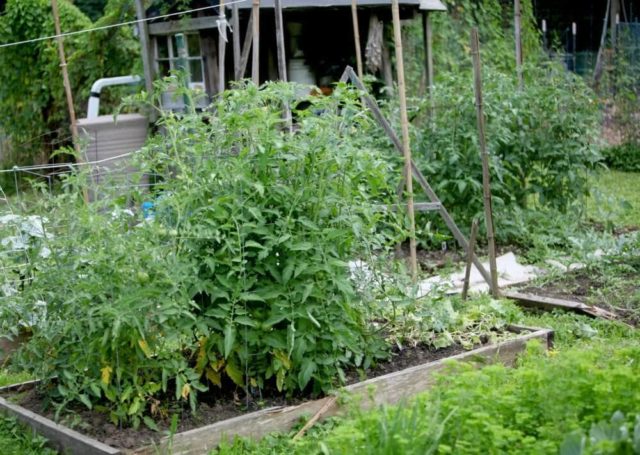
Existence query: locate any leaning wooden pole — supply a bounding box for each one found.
[391,0,418,281]
[514,0,523,89]
[351,0,364,80]
[218,0,227,94]
[471,28,499,297]
[251,0,260,85]
[51,0,88,204]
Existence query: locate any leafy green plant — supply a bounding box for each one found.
[0,81,409,426]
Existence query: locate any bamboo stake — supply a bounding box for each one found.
[514,0,523,89]
[232,2,240,79]
[351,0,364,80]
[471,28,499,298]
[461,219,479,300]
[252,0,260,85]
[391,0,418,281]
[218,0,226,93]
[51,0,88,204]
[292,397,337,440]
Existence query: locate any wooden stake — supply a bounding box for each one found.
[471,28,499,298]
[51,0,88,204]
[391,0,418,281]
[514,0,523,89]
[232,2,241,79]
[252,0,260,85]
[351,0,364,80]
[594,0,612,84]
[218,0,226,94]
[461,219,479,300]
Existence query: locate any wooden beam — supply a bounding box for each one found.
[232,3,241,78]
[218,1,226,93]
[471,28,499,298]
[391,0,418,281]
[351,0,364,79]
[274,0,287,81]
[149,17,219,35]
[134,0,155,97]
[237,13,254,79]
[252,0,261,84]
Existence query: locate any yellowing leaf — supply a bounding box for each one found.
[211,358,225,372]
[181,383,191,400]
[138,339,152,358]
[101,366,112,385]
[274,350,291,370]
[276,369,285,392]
[205,367,222,387]
[250,377,257,388]
[195,337,208,374]
[225,360,244,387]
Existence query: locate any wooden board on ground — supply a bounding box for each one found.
[0,327,552,455]
[502,290,621,321]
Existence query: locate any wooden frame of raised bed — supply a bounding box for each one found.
[0,326,552,455]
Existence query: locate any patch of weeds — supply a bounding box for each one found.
[586,170,640,229]
[0,415,56,455]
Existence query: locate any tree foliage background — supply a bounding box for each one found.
[0,0,139,164]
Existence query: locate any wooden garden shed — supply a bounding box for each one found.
[136,0,446,108]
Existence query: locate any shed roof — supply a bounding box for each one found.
[233,0,446,10]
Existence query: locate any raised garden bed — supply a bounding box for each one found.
[0,326,552,455]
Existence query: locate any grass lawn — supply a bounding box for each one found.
[586,170,640,228]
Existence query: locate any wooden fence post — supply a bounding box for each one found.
[252,0,261,85]
[351,0,364,79]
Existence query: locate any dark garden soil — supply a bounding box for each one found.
[2,334,510,450]
[514,265,640,327]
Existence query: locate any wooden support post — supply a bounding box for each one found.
[237,13,254,80]
[471,28,499,298]
[252,0,260,85]
[341,65,493,287]
[391,0,418,281]
[274,0,287,81]
[51,0,88,204]
[514,0,523,89]
[461,219,479,300]
[232,2,241,80]
[134,0,155,98]
[422,11,434,93]
[274,0,292,130]
[351,0,364,80]
[218,0,226,94]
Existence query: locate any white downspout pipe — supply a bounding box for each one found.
[87,75,142,119]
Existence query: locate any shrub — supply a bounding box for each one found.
[411,64,601,244]
[602,143,640,172]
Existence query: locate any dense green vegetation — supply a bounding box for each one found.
[0,0,138,163]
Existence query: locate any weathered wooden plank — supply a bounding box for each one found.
[502,291,620,321]
[149,17,217,36]
[0,396,121,455]
[374,202,441,212]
